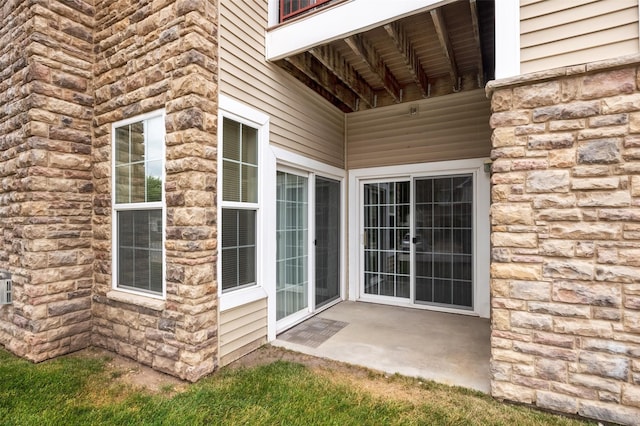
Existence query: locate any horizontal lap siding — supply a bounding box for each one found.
[520,0,639,74]
[220,0,344,168]
[219,298,268,366]
[346,89,491,169]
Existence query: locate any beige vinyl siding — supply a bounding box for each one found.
[219,298,268,366]
[346,89,491,170]
[220,0,345,168]
[520,0,639,74]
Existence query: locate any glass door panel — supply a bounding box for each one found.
[414,175,473,309]
[363,181,410,298]
[315,176,340,308]
[276,171,309,321]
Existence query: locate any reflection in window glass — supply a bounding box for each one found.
[113,113,165,295]
[115,118,165,204]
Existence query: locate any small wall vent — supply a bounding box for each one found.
[0,279,12,305]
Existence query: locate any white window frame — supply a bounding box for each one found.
[218,96,271,312]
[111,109,167,300]
[348,158,490,318]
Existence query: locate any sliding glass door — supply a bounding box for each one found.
[361,174,474,310]
[315,177,340,308]
[414,175,473,308]
[277,170,342,329]
[276,171,309,322]
[362,181,410,299]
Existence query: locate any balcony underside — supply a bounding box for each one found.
[274,0,495,112]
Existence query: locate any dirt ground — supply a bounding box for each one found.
[66,346,597,426]
[77,345,415,401]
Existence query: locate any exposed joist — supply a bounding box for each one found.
[344,34,401,103]
[277,59,352,113]
[283,53,359,112]
[430,8,459,91]
[309,44,376,108]
[469,0,484,86]
[383,22,429,98]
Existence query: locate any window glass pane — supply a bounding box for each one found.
[134,249,151,291]
[118,210,134,247]
[115,117,165,205]
[221,247,238,291]
[117,209,162,295]
[222,209,238,248]
[238,210,256,245]
[131,162,146,203]
[223,160,240,202]
[276,171,309,319]
[119,248,134,285]
[115,126,130,164]
[223,118,258,203]
[415,175,473,308]
[146,165,162,202]
[238,246,256,286]
[221,208,257,292]
[115,164,130,203]
[222,118,240,161]
[130,122,145,163]
[133,210,150,246]
[242,125,257,165]
[242,164,258,203]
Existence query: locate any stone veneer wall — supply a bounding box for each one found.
[487,57,640,424]
[0,0,94,360]
[91,0,220,381]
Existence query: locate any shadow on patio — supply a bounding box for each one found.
[274,301,491,393]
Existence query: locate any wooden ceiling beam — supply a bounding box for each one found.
[277,59,353,112]
[469,0,484,86]
[383,21,430,98]
[283,53,359,112]
[309,44,376,108]
[430,8,459,91]
[344,34,401,103]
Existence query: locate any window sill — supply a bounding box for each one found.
[107,290,165,312]
[220,286,267,312]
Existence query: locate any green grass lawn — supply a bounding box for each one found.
[0,348,593,426]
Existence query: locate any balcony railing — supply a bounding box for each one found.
[280,0,334,22]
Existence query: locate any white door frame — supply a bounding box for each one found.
[270,146,347,334]
[348,158,491,318]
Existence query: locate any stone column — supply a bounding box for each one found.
[0,0,95,360]
[487,58,640,425]
[92,0,219,381]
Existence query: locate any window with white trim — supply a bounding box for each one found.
[221,117,258,292]
[112,111,165,296]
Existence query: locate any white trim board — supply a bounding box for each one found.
[266,0,455,60]
[495,0,520,79]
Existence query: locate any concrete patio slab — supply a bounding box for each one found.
[273,301,491,393]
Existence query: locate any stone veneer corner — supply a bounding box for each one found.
[487,55,640,424]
